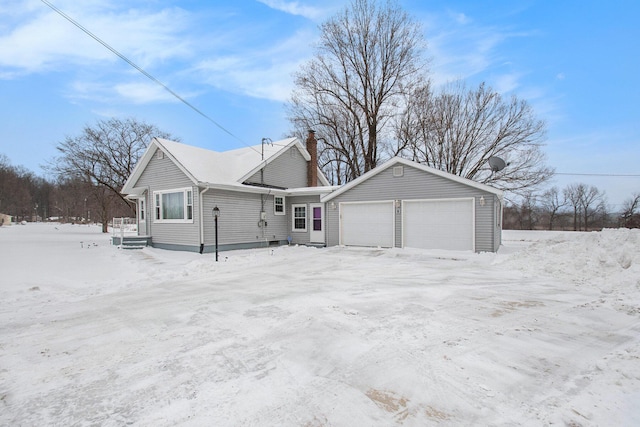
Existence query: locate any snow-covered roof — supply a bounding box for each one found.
[122,137,329,194]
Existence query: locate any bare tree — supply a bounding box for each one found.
[502,193,539,230]
[620,193,640,228]
[579,185,605,230]
[539,186,566,230]
[562,183,606,231]
[288,0,427,184]
[48,117,177,232]
[564,183,584,231]
[396,81,552,195]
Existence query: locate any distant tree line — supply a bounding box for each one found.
[0,153,131,225]
[1,118,176,232]
[503,184,640,230]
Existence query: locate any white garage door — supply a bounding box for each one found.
[340,201,394,247]
[403,198,474,251]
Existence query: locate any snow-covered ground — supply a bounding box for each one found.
[1,223,639,426]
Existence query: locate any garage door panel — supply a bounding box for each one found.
[404,199,474,251]
[340,202,394,247]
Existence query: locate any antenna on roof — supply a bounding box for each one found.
[261,138,273,160]
[488,156,507,173]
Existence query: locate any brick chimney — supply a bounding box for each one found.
[306,129,318,187]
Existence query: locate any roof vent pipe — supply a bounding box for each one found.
[306,129,318,187]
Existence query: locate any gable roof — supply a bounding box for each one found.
[321,157,503,202]
[122,137,329,194]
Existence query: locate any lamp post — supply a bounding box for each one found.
[213,206,220,262]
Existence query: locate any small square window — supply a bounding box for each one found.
[393,165,404,177]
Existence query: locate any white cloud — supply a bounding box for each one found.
[192,28,316,102]
[114,82,178,104]
[422,9,538,90]
[256,0,326,20]
[493,72,522,94]
[0,2,192,74]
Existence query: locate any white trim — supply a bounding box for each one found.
[152,187,194,223]
[292,203,307,232]
[199,187,210,247]
[122,138,199,195]
[339,200,395,247]
[238,139,310,184]
[322,157,503,202]
[402,197,475,251]
[274,195,285,216]
[309,203,325,243]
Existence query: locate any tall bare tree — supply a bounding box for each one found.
[49,117,177,232]
[288,0,427,184]
[579,185,605,230]
[539,186,566,230]
[564,184,583,231]
[396,81,552,195]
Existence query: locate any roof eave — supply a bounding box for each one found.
[322,157,503,202]
[237,138,307,184]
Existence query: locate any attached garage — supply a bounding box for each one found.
[403,198,474,251]
[322,157,503,252]
[340,201,394,247]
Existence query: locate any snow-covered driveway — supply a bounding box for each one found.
[1,224,639,426]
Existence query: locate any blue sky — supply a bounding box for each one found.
[1,0,638,207]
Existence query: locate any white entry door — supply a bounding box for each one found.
[309,203,325,243]
[138,197,147,236]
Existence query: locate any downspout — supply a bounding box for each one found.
[199,187,210,254]
[145,186,151,237]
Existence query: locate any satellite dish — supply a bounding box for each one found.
[488,156,507,172]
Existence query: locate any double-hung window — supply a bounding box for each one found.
[274,196,285,215]
[292,204,307,232]
[153,188,194,223]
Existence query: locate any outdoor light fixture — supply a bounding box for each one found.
[330,202,336,210]
[213,206,220,261]
[479,196,486,206]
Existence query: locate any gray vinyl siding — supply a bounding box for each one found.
[326,164,500,252]
[245,147,308,189]
[287,195,322,245]
[201,190,290,249]
[132,148,200,247]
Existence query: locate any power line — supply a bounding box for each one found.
[41,0,259,154]
[555,172,640,177]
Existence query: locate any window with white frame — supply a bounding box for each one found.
[274,196,285,215]
[292,204,307,232]
[153,188,194,222]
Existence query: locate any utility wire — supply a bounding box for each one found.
[41,0,259,154]
[555,173,640,177]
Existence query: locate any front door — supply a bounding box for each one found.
[138,197,147,236]
[309,203,324,243]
